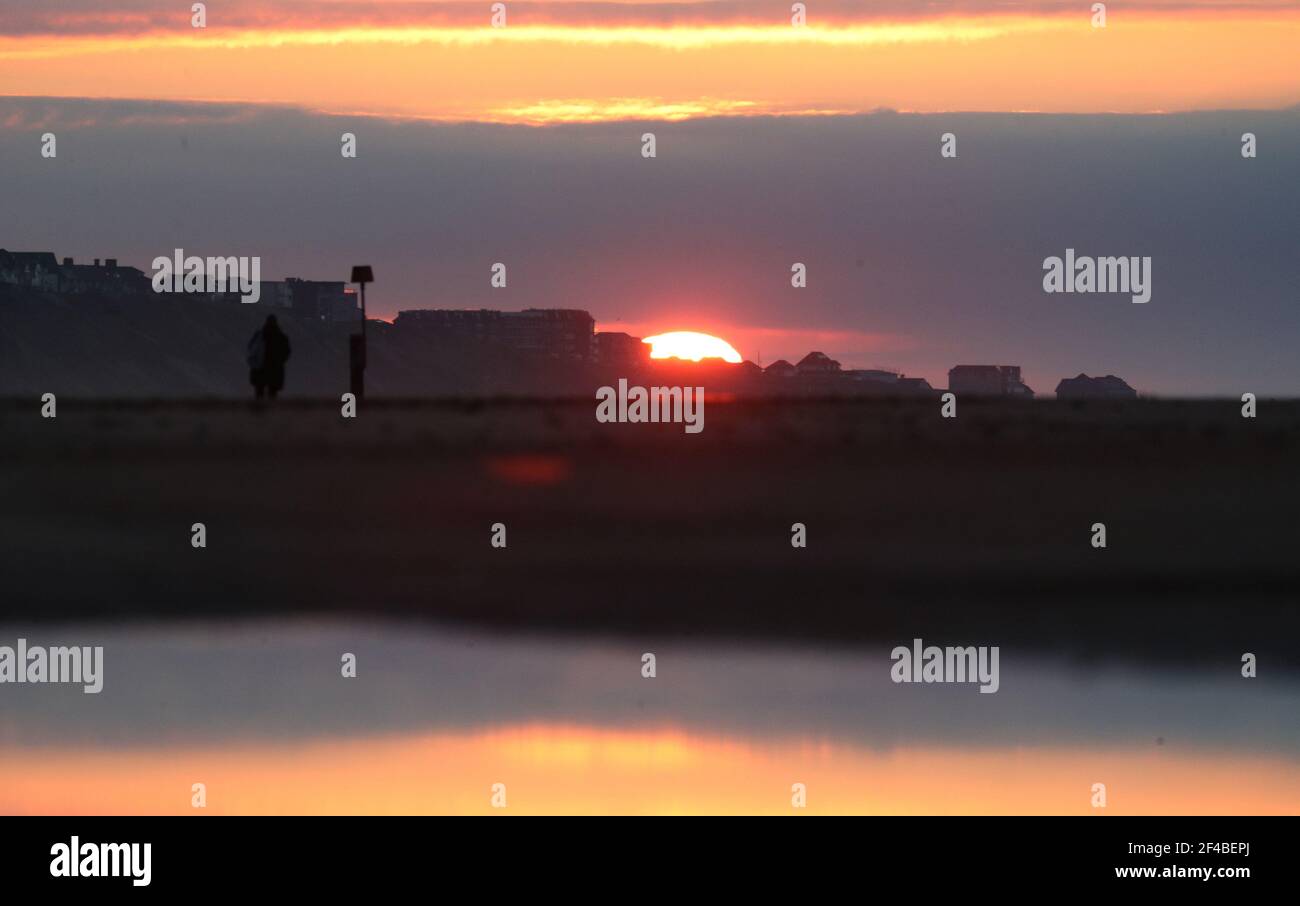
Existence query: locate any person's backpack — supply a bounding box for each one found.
[246,330,266,369]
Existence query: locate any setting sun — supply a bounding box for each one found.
[643,332,742,364]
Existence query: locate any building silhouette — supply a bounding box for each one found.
[795,351,841,375]
[895,377,935,394]
[0,249,360,320]
[845,368,899,385]
[594,331,650,366]
[3,248,1077,400]
[285,278,357,322]
[395,308,596,361]
[1055,373,1137,399]
[948,365,1034,398]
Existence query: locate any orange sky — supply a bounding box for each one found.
[2,5,1297,122]
[6,724,1300,815]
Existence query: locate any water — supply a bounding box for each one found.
[2,620,1297,814]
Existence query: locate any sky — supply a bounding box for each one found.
[1,1,1298,394]
[3,1,1298,121]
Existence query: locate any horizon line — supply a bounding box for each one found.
[4,94,1300,128]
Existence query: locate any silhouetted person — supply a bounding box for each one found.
[247,315,291,399]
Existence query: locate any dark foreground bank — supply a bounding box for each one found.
[1,396,1297,667]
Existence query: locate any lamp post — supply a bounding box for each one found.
[349,265,373,401]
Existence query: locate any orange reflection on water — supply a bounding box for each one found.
[3,724,1299,815]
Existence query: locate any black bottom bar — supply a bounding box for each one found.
[0,817,1282,892]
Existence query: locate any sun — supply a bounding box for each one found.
[643,331,742,364]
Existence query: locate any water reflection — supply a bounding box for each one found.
[2,620,1297,814]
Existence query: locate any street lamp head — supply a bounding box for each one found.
[350,265,374,284]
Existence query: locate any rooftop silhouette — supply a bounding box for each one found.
[2,247,1134,400]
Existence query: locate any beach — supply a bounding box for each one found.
[2,396,1297,666]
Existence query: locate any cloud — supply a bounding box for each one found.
[3,4,1296,122]
[0,96,270,130]
[2,0,1295,36]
